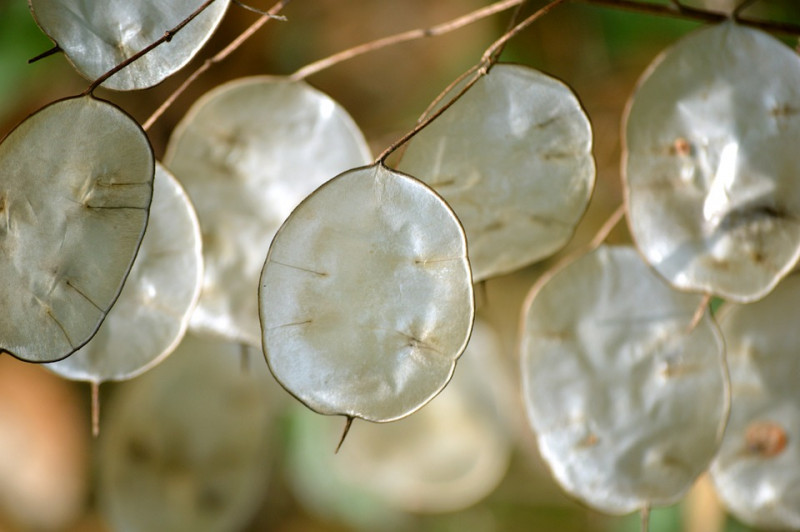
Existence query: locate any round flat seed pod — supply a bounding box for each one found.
[0,95,153,363]
[520,245,727,514]
[284,321,511,528]
[624,22,800,302]
[164,77,372,346]
[259,163,474,422]
[329,318,511,513]
[398,63,594,281]
[98,333,276,532]
[710,274,800,530]
[46,164,202,382]
[29,0,230,90]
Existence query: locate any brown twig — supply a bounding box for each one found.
[82,0,219,95]
[289,0,526,81]
[143,0,291,131]
[376,0,567,164]
[91,381,100,438]
[233,0,288,20]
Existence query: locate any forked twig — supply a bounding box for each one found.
[289,0,526,81]
[143,0,291,131]
[82,0,219,95]
[376,0,567,163]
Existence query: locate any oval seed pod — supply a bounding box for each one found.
[98,333,277,532]
[259,163,474,422]
[0,95,153,363]
[164,77,372,346]
[46,163,203,382]
[624,22,800,302]
[28,0,230,90]
[711,274,800,530]
[520,245,728,514]
[398,63,595,281]
[288,319,511,518]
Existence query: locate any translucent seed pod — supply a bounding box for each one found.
[98,333,277,532]
[711,274,800,530]
[164,77,372,346]
[521,245,728,514]
[46,163,203,382]
[29,0,230,90]
[0,95,153,363]
[624,22,800,302]
[398,63,595,281]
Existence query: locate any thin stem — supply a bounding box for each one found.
[233,0,288,20]
[733,0,760,19]
[28,45,61,64]
[376,71,483,163]
[488,0,530,64]
[91,381,100,438]
[377,0,566,163]
[589,204,626,250]
[686,293,712,334]
[481,0,568,65]
[290,0,525,81]
[641,504,651,532]
[82,0,219,95]
[417,64,481,123]
[240,343,251,374]
[143,0,291,131]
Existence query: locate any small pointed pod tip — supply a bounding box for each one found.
[335,416,354,454]
[641,503,651,532]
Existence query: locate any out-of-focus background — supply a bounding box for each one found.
[1,0,799,530]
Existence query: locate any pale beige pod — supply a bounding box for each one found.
[624,22,800,302]
[46,164,203,382]
[259,163,474,422]
[98,333,277,532]
[0,95,153,363]
[521,245,728,514]
[164,77,372,346]
[398,63,595,281]
[29,0,230,90]
[283,321,513,527]
[711,274,800,530]
[328,319,511,513]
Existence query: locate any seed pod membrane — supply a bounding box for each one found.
[259,163,474,422]
[521,245,728,514]
[0,96,153,363]
[29,0,230,90]
[624,22,800,302]
[47,164,202,382]
[711,274,800,530]
[165,77,372,346]
[399,63,594,281]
